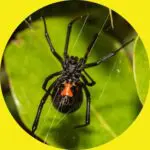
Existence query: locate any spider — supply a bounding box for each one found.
[31,15,134,134]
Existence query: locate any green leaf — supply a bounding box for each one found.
[133,37,150,104]
[4,16,141,149]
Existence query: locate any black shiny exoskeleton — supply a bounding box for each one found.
[31,16,134,134]
[52,81,83,113]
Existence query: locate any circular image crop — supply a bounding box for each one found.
[1,0,149,149]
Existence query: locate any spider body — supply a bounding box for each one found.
[51,56,84,113]
[52,81,83,113]
[31,15,134,134]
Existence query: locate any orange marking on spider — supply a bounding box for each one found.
[61,83,73,97]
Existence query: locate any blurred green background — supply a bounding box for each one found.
[0,0,149,149]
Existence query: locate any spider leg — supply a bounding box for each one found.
[81,74,95,86]
[42,71,62,92]
[32,81,56,134]
[83,33,99,62]
[83,70,96,86]
[84,38,135,68]
[75,83,90,128]
[64,15,87,58]
[42,16,63,64]
[83,15,109,62]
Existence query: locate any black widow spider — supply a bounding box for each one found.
[32,15,134,134]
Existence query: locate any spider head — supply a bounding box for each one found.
[65,56,79,73]
[69,56,79,64]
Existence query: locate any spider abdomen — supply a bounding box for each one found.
[51,83,83,113]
